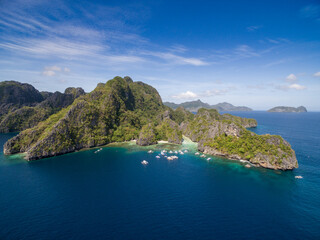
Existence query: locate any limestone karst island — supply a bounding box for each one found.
[2,77,298,170]
[2,0,320,239]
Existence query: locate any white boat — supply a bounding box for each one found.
[295,175,303,179]
[148,150,153,153]
[141,160,148,165]
[156,156,160,159]
[169,150,173,154]
[207,158,211,161]
[200,154,206,158]
[174,151,178,154]
[184,150,188,153]
[195,152,200,155]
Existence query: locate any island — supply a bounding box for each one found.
[164,99,252,112]
[3,76,298,170]
[268,106,307,113]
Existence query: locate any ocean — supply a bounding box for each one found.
[0,111,319,240]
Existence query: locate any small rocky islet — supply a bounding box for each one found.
[268,106,307,113]
[2,76,298,170]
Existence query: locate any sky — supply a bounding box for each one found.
[0,0,320,110]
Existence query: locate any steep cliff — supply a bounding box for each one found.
[180,109,297,170]
[0,81,44,119]
[3,77,181,160]
[0,87,85,133]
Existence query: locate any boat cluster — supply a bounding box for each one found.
[194,152,212,161]
[141,148,190,165]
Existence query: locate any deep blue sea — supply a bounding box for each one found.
[0,111,319,240]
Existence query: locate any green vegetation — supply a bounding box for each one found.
[0,86,85,133]
[2,76,298,169]
[204,130,293,165]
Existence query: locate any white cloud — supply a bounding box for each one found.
[172,91,198,100]
[171,87,231,100]
[286,73,297,82]
[42,66,61,76]
[42,70,56,76]
[313,72,320,77]
[42,65,70,76]
[277,83,306,91]
[288,83,306,90]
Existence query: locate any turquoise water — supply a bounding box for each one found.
[0,112,319,239]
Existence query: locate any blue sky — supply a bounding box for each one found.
[0,0,320,110]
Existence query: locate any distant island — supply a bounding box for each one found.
[268,106,307,113]
[164,99,252,112]
[2,77,298,170]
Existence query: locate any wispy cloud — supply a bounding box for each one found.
[234,45,260,57]
[247,84,266,90]
[300,4,320,20]
[246,25,262,32]
[0,38,105,58]
[209,44,273,64]
[143,51,209,66]
[313,72,320,77]
[263,59,288,68]
[202,89,229,96]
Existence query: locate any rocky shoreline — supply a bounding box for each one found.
[3,77,298,170]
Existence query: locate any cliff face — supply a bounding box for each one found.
[180,109,297,170]
[268,106,307,113]
[3,77,298,170]
[3,77,182,160]
[0,87,85,133]
[0,81,44,118]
